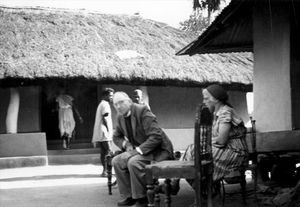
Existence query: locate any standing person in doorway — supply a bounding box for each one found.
[56,89,83,150]
[92,87,115,177]
[133,89,150,110]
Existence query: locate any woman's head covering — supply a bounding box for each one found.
[206,84,228,103]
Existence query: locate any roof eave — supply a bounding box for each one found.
[176,0,254,56]
[188,45,253,56]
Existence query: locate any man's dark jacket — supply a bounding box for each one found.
[113,103,174,161]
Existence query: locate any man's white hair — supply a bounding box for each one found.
[113,91,131,103]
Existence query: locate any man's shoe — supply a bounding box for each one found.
[117,197,136,206]
[134,197,147,207]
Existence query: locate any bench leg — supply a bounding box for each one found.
[164,179,171,207]
[147,179,156,207]
[252,164,259,206]
[154,179,161,207]
[207,175,213,207]
[240,169,247,205]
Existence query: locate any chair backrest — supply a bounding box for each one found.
[194,104,213,206]
[195,104,214,162]
[249,117,257,164]
[245,117,257,155]
[249,117,256,153]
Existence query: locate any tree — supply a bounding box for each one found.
[193,0,223,24]
[179,10,209,35]
[180,0,229,34]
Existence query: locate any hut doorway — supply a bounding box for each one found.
[41,87,60,141]
[41,81,98,143]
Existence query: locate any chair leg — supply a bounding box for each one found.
[240,170,247,205]
[252,165,260,207]
[154,180,161,207]
[164,179,171,207]
[221,180,226,207]
[207,176,213,207]
[106,153,113,195]
[146,178,156,207]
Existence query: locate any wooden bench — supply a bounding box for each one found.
[245,129,300,184]
[106,128,300,196]
[245,129,300,161]
[254,130,300,153]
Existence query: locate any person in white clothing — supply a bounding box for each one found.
[92,87,115,177]
[56,88,83,150]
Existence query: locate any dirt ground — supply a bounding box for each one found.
[0,165,299,207]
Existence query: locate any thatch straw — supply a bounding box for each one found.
[0,6,253,90]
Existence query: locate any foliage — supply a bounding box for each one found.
[179,10,209,35]
[193,0,222,12]
[181,0,229,34]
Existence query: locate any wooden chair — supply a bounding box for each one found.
[145,104,214,207]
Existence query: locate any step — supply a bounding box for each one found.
[47,148,100,155]
[47,139,94,150]
[0,156,47,169]
[47,142,94,150]
[48,154,100,165]
[47,139,92,144]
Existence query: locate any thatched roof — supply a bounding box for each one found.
[0,6,253,90]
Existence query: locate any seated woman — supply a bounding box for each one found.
[162,84,248,203]
[184,84,248,182]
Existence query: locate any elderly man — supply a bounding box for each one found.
[112,91,174,207]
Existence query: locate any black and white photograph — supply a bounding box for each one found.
[0,0,299,206]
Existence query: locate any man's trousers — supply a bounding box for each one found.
[112,152,153,199]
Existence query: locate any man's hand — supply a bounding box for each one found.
[125,142,134,151]
[125,149,140,163]
[127,149,139,157]
[102,113,109,131]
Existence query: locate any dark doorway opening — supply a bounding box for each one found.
[41,81,98,144]
[41,88,60,140]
